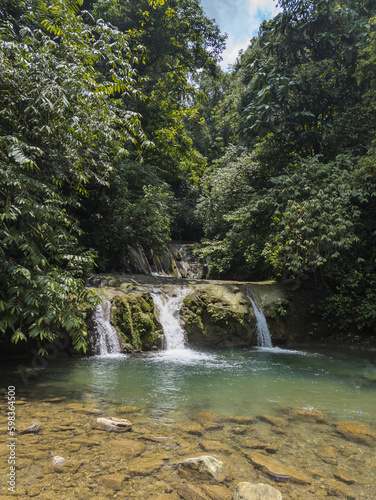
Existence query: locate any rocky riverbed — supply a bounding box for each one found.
[1,394,375,499]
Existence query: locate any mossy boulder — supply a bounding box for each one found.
[112,293,162,351]
[181,289,256,348]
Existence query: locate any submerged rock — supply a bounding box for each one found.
[94,417,132,432]
[336,421,376,446]
[232,482,283,500]
[181,455,226,479]
[226,415,254,425]
[258,415,289,428]
[241,439,278,454]
[99,474,127,491]
[283,406,330,423]
[51,455,80,473]
[19,421,41,434]
[245,452,311,484]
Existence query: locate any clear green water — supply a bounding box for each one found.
[6,346,376,423]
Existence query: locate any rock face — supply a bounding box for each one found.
[181,455,226,479]
[112,292,162,351]
[181,286,255,348]
[94,417,132,432]
[232,482,283,500]
[87,275,308,349]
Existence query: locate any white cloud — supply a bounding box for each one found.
[220,35,251,69]
[201,0,280,68]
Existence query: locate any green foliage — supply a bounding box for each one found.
[239,0,371,162]
[262,155,361,276]
[0,0,142,351]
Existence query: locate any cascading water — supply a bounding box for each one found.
[93,300,124,357]
[150,287,191,350]
[246,290,273,348]
[150,287,212,362]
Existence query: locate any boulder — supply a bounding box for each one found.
[112,292,162,351]
[181,288,255,348]
[94,417,132,432]
[232,482,282,500]
[181,455,226,479]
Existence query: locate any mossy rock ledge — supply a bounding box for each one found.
[181,287,256,348]
[111,293,163,352]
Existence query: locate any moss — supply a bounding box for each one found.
[112,293,161,351]
[181,291,255,348]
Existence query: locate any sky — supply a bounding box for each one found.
[200,0,280,68]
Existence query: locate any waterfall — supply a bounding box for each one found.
[150,287,191,350]
[246,290,273,348]
[93,300,124,357]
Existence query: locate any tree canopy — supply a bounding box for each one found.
[1,0,376,352]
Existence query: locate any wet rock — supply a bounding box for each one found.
[193,411,223,423]
[181,288,255,349]
[66,403,101,415]
[50,455,79,473]
[178,484,211,500]
[203,422,224,432]
[116,405,141,414]
[232,427,247,435]
[181,455,226,479]
[107,438,145,457]
[258,415,289,428]
[325,479,356,499]
[94,417,132,432]
[241,439,278,454]
[245,452,311,484]
[127,457,165,476]
[333,468,356,485]
[316,445,338,465]
[232,482,283,500]
[182,422,204,436]
[336,421,376,446]
[201,484,232,500]
[283,407,329,423]
[112,292,161,350]
[226,416,254,425]
[19,420,41,434]
[99,473,126,491]
[199,440,231,454]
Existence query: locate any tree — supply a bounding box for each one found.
[0,0,142,352]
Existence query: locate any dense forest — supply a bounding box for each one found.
[1,0,376,353]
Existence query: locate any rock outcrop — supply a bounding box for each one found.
[112,292,162,351]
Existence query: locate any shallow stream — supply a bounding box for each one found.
[1,346,376,498]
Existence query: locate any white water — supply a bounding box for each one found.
[246,290,273,348]
[93,300,125,358]
[150,287,213,363]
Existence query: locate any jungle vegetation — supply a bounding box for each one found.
[1,0,376,352]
